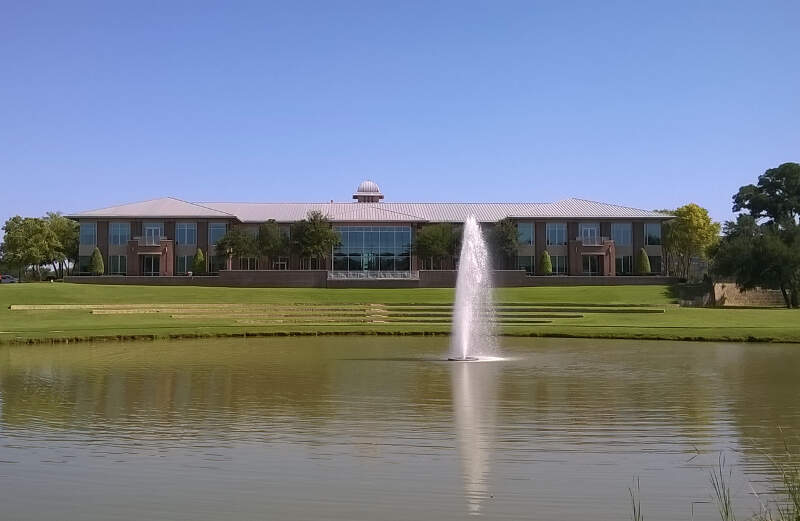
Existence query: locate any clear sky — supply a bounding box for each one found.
[1,1,798,227]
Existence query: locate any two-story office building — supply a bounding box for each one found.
[68,181,669,278]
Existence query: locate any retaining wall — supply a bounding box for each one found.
[713,283,786,307]
[66,271,677,288]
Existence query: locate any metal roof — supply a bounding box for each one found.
[68,197,236,219]
[69,197,670,223]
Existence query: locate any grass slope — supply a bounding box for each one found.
[0,283,797,344]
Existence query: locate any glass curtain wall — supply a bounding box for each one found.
[333,226,411,272]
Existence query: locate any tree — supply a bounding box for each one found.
[192,248,206,274]
[490,218,518,269]
[713,162,800,308]
[43,212,78,278]
[89,247,104,275]
[415,223,459,270]
[1,216,61,280]
[636,248,651,274]
[538,250,552,275]
[290,211,340,263]
[215,228,257,269]
[258,220,289,265]
[661,204,720,279]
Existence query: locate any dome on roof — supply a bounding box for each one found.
[353,180,384,203]
[356,180,380,193]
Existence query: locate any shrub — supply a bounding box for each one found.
[538,250,552,275]
[89,247,104,275]
[192,248,206,274]
[636,248,651,274]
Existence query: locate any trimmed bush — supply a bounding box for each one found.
[192,248,206,274]
[89,247,104,275]
[538,250,553,275]
[636,248,651,274]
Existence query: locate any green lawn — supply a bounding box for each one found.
[0,282,798,344]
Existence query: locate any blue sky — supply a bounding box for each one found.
[1,1,798,227]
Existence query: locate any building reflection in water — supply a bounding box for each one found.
[451,360,500,516]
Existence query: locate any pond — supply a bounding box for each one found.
[0,337,798,520]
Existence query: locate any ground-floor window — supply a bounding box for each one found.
[272,257,288,270]
[78,255,92,275]
[109,255,127,275]
[419,257,450,270]
[240,257,258,270]
[176,255,193,274]
[142,255,160,276]
[551,255,568,274]
[582,255,600,275]
[209,255,226,273]
[648,255,662,274]
[615,255,633,275]
[333,226,411,272]
[300,257,319,270]
[516,255,534,275]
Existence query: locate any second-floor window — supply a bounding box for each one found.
[209,223,227,245]
[645,223,662,245]
[611,222,632,245]
[546,223,567,246]
[176,223,197,245]
[79,222,96,246]
[110,222,130,245]
[517,222,534,246]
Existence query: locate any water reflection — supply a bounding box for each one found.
[451,360,500,515]
[1,337,799,520]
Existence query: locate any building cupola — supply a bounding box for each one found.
[353,180,384,203]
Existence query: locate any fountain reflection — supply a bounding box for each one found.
[451,357,500,515]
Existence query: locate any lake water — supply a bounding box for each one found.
[1,337,798,520]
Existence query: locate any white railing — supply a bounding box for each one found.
[134,235,166,246]
[576,236,609,246]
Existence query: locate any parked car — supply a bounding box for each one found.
[1,274,20,283]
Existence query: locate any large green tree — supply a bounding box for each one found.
[290,211,340,263]
[490,218,518,269]
[660,204,720,279]
[1,216,61,280]
[258,220,289,265]
[215,228,258,269]
[43,212,79,278]
[415,223,459,270]
[712,162,800,308]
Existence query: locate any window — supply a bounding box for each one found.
[300,257,319,270]
[176,223,197,245]
[332,226,412,272]
[648,255,662,273]
[517,223,534,246]
[78,255,92,274]
[516,255,534,275]
[272,257,289,270]
[583,255,600,275]
[176,255,194,274]
[551,255,568,274]
[79,222,96,246]
[209,223,227,245]
[209,255,226,273]
[143,223,164,245]
[615,255,633,275]
[142,255,160,276]
[240,257,258,270]
[645,223,662,245]
[579,223,600,245]
[109,222,130,245]
[109,255,127,275]
[611,222,632,246]
[546,223,567,246]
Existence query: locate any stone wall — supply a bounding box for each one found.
[713,283,786,307]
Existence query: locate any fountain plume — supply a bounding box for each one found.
[449,216,497,360]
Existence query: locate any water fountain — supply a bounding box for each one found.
[449,216,497,361]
